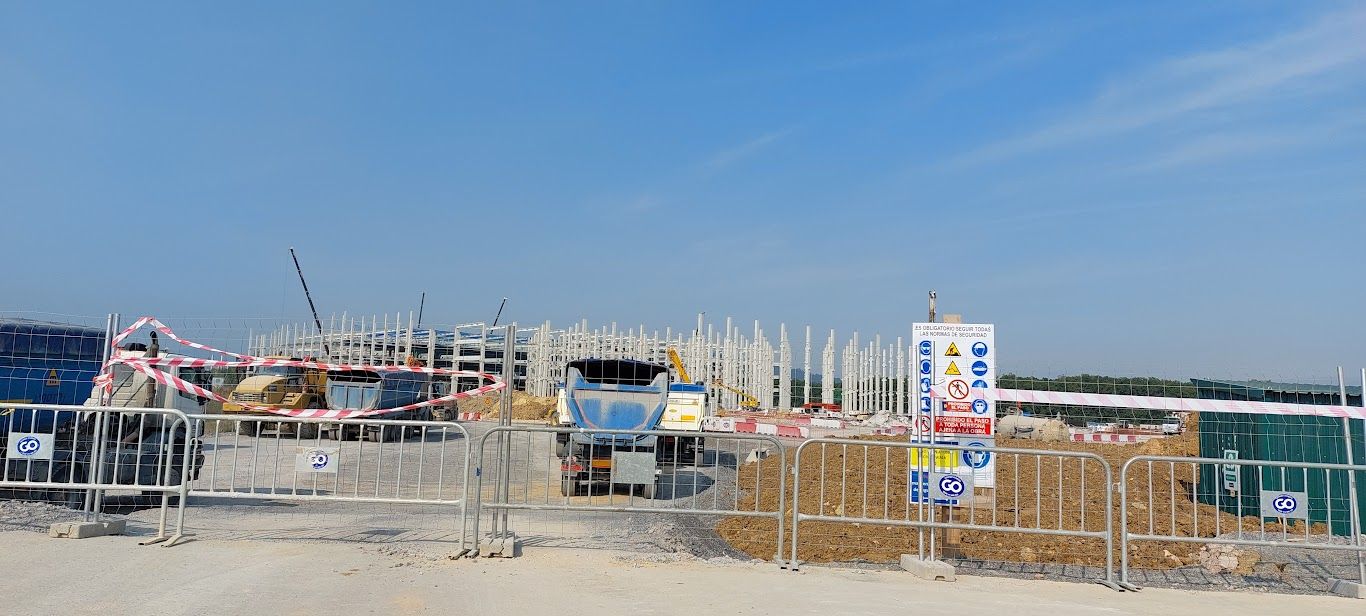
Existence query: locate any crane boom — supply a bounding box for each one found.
[667,347,692,384]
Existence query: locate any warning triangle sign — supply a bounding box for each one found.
[944,342,961,357]
[944,361,961,376]
[45,369,60,386]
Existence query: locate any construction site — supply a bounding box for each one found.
[3,303,1363,607]
[5,3,1366,613]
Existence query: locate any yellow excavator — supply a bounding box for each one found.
[666,347,759,411]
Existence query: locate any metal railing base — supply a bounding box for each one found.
[1095,579,1126,592]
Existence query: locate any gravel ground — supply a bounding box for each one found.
[0,500,101,533]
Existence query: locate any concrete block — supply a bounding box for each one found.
[49,520,126,539]
[1329,578,1365,599]
[899,555,955,582]
[479,532,520,558]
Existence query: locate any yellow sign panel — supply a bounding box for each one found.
[944,361,961,376]
[944,342,961,357]
[45,369,60,387]
[909,448,959,469]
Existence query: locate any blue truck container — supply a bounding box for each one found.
[559,359,670,497]
[325,369,433,441]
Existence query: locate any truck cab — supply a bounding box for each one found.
[223,359,325,413]
[222,357,326,437]
[88,349,213,417]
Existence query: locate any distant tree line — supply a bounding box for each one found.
[997,373,1194,426]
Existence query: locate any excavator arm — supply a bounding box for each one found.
[669,346,759,410]
[712,380,760,410]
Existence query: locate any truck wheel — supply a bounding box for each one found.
[560,476,576,497]
[369,425,400,443]
[296,423,319,440]
[237,421,260,437]
[638,481,657,500]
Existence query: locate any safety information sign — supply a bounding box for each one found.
[905,438,995,497]
[912,322,996,488]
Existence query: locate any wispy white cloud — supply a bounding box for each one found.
[947,7,1366,167]
[701,127,797,172]
[1124,111,1366,173]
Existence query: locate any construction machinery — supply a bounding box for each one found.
[666,347,692,384]
[222,358,328,438]
[324,367,433,441]
[658,347,709,450]
[713,379,760,411]
[557,358,671,498]
[4,342,209,509]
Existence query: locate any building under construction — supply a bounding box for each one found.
[254,311,917,415]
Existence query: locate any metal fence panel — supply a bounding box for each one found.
[787,437,1118,587]
[187,413,472,550]
[1120,454,1366,590]
[0,403,192,545]
[472,425,787,562]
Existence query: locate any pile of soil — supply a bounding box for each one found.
[461,390,557,422]
[717,415,1325,570]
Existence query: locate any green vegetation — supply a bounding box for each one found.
[997,374,1195,398]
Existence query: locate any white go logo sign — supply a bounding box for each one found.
[308,451,330,470]
[16,436,42,456]
[1272,494,1298,515]
[938,475,966,498]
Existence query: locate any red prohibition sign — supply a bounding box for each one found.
[947,379,970,400]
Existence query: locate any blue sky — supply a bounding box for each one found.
[2,2,1364,380]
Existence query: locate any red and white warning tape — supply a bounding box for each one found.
[1070,432,1156,443]
[93,317,505,419]
[930,386,1366,420]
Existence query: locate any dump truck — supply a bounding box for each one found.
[222,357,327,438]
[553,354,710,464]
[557,358,671,498]
[324,368,433,442]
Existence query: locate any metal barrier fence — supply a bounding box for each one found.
[472,425,787,561]
[1,404,192,545]
[1120,454,1366,589]
[787,438,1118,587]
[186,414,473,550]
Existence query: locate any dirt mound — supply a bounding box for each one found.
[1137,412,1199,457]
[717,422,1321,571]
[460,390,557,422]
